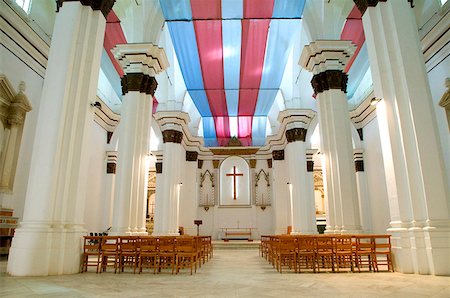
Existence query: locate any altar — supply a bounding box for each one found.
[220,227,255,241]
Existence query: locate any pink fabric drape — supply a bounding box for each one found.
[104,11,127,77]
[341,6,365,72]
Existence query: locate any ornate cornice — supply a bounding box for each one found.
[272,150,284,161]
[209,148,259,156]
[249,159,257,169]
[186,151,198,161]
[162,129,183,144]
[56,0,115,18]
[121,74,157,96]
[311,70,348,94]
[286,128,307,143]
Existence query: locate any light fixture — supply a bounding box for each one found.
[370,97,381,106]
[90,101,102,109]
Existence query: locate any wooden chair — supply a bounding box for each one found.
[260,235,270,259]
[276,236,297,273]
[354,235,374,272]
[175,237,197,275]
[157,237,176,274]
[81,236,102,273]
[100,236,120,273]
[139,236,158,274]
[334,235,354,272]
[297,236,316,273]
[119,236,139,273]
[372,235,394,272]
[315,236,335,272]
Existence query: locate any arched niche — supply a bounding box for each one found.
[219,156,250,206]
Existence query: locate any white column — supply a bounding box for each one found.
[110,44,168,235]
[354,149,372,233]
[7,1,113,276]
[153,129,184,236]
[105,151,118,229]
[285,128,317,234]
[360,0,450,275]
[300,40,362,234]
[152,156,164,235]
[180,151,199,235]
[271,151,290,235]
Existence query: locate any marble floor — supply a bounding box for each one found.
[1,249,449,298]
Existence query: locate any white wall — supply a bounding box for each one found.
[0,45,43,220]
[363,117,391,234]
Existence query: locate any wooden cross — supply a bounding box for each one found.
[226,166,243,200]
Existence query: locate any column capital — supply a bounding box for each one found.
[186,151,198,161]
[121,74,157,95]
[162,129,183,144]
[353,0,387,15]
[299,40,356,75]
[112,43,169,77]
[272,150,285,161]
[286,128,307,143]
[311,70,348,94]
[56,0,115,18]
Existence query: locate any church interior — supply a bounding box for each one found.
[1,0,450,295]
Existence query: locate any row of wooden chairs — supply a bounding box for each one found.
[260,234,393,273]
[81,235,213,275]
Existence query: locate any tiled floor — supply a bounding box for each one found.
[1,249,449,298]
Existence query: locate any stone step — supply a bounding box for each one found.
[212,240,260,250]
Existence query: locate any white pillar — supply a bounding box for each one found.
[359,0,450,275]
[271,151,290,235]
[285,128,317,234]
[153,129,184,235]
[300,40,362,234]
[180,151,199,235]
[105,151,118,229]
[7,1,113,276]
[110,44,168,235]
[354,149,372,233]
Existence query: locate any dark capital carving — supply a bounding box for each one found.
[249,159,257,169]
[106,162,116,174]
[355,160,365,172]
[272,150,284,161]
[286,128,307,143]
[307,161,314,172]
[267,159,273,168]
[212,160,220,169]
[354,0,413,15]
[186,151,198,161]
[107,131,113,144]
[311,70,348,95]
[121,73,157,96]
[198,159,204,169]
[155,162,163,174]
[56,0,115,18]
[357,128,364,141]
[162,130,183,144]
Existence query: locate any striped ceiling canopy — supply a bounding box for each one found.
[159,0,306,147]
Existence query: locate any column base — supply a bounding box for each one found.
[424,220,450,276]
[7,222,85,276]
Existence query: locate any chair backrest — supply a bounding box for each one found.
[119,236,138,252]
[159,237,176,252]
[298,236,315,252]
[334,235,353,251]
[372,235,391,252]
[140,236,158,252]
[84,236,101,252]
[176,237,195,253]
[354,235,374,252]
[101,236,119,252]
[316,236,334,253]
